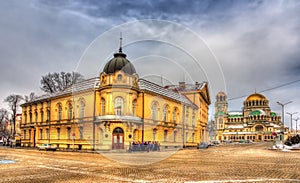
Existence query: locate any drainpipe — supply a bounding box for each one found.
[92,89,96,151]
[142,92,144,142]
[182,104,185,148]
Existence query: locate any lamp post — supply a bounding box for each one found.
[294,117,300,135]
[286,112,298,134]
[277,101,292,141]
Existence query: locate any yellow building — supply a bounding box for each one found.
[215,92,285,142]
[20,47,210,150]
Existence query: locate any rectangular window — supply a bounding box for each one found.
[173,131,177,142]
[79,127,83,140]
[24,130,26,139]
[153,129,157,141]
[46,129,49,139]
[40,129,43,139]
[164,130,168,142]
[67,128,71,140]
[192,133,195,143]
[57,128,60,140]
[186,132,188,142]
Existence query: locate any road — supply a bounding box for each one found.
[0,142,300,182]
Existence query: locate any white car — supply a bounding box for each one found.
[37,143,57,151]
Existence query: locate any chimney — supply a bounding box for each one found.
[195,82,200,89]
[179,82,185,90]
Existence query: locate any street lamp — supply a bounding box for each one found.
[286,112,298,134]
[277,101,292,141]
[293,117,300,135]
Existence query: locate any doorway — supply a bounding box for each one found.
[112,127,124,149]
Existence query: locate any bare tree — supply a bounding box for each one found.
[40,72,84,94]
[24,92,37,102]
[0,108,10,144]
[0,108,9,136]
[0,108,8,125]
[4,94,23,138]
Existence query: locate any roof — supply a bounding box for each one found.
[138,79,198,108]
[103,51,136,75]
[166,82,206,91]
[250,109,266,116]
[21,77,99,105]
[21,77,198,108]
[246,93,267,101]
[228,111,243,118]
[228,125,244,129]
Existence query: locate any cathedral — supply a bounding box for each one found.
[20,45,210,150]
[215,92,286,142]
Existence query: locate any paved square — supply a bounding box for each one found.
[0,142,300,182]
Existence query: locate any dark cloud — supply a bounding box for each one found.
[0,0,300,127]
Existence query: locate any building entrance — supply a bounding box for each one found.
[258,135,262,141]
[112,127,124,149]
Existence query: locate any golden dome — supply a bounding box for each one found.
[246,93,266,101]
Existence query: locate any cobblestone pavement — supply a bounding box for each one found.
[0,142,300,183]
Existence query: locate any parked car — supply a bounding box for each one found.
[211,140,220,145]
[198,142,209,149]
[224,140,232,143]
[37,144,57,151]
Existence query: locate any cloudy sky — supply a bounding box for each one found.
[1,0,300,129]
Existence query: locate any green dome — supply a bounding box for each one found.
[250,110,261,115]
[271,112,277,117]
[103,51,136,75]
[250,110,266,116]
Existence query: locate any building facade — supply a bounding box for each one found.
[215,92,285,142]
[20,47,210,150]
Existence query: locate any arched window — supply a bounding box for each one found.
[185,107,189,128]
[101,98,105,115]
[255,125,264,131]
[132,99,137,116]
[133,129,138,141]
[79,101,85,120]
[47,109,50,122]
[24,113,27,123]
[68,104,73,120]
[152,102,158,121]
[40,111,44,123]
[173,107,177,123]
[35,111,38,122]
[58,105,62,121]
[192,110,195,127]
[163,105,167,122]
[114,97,124,115]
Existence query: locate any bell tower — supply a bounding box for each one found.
[215,92,228,130]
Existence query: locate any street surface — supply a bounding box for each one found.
[0,142,300,183]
